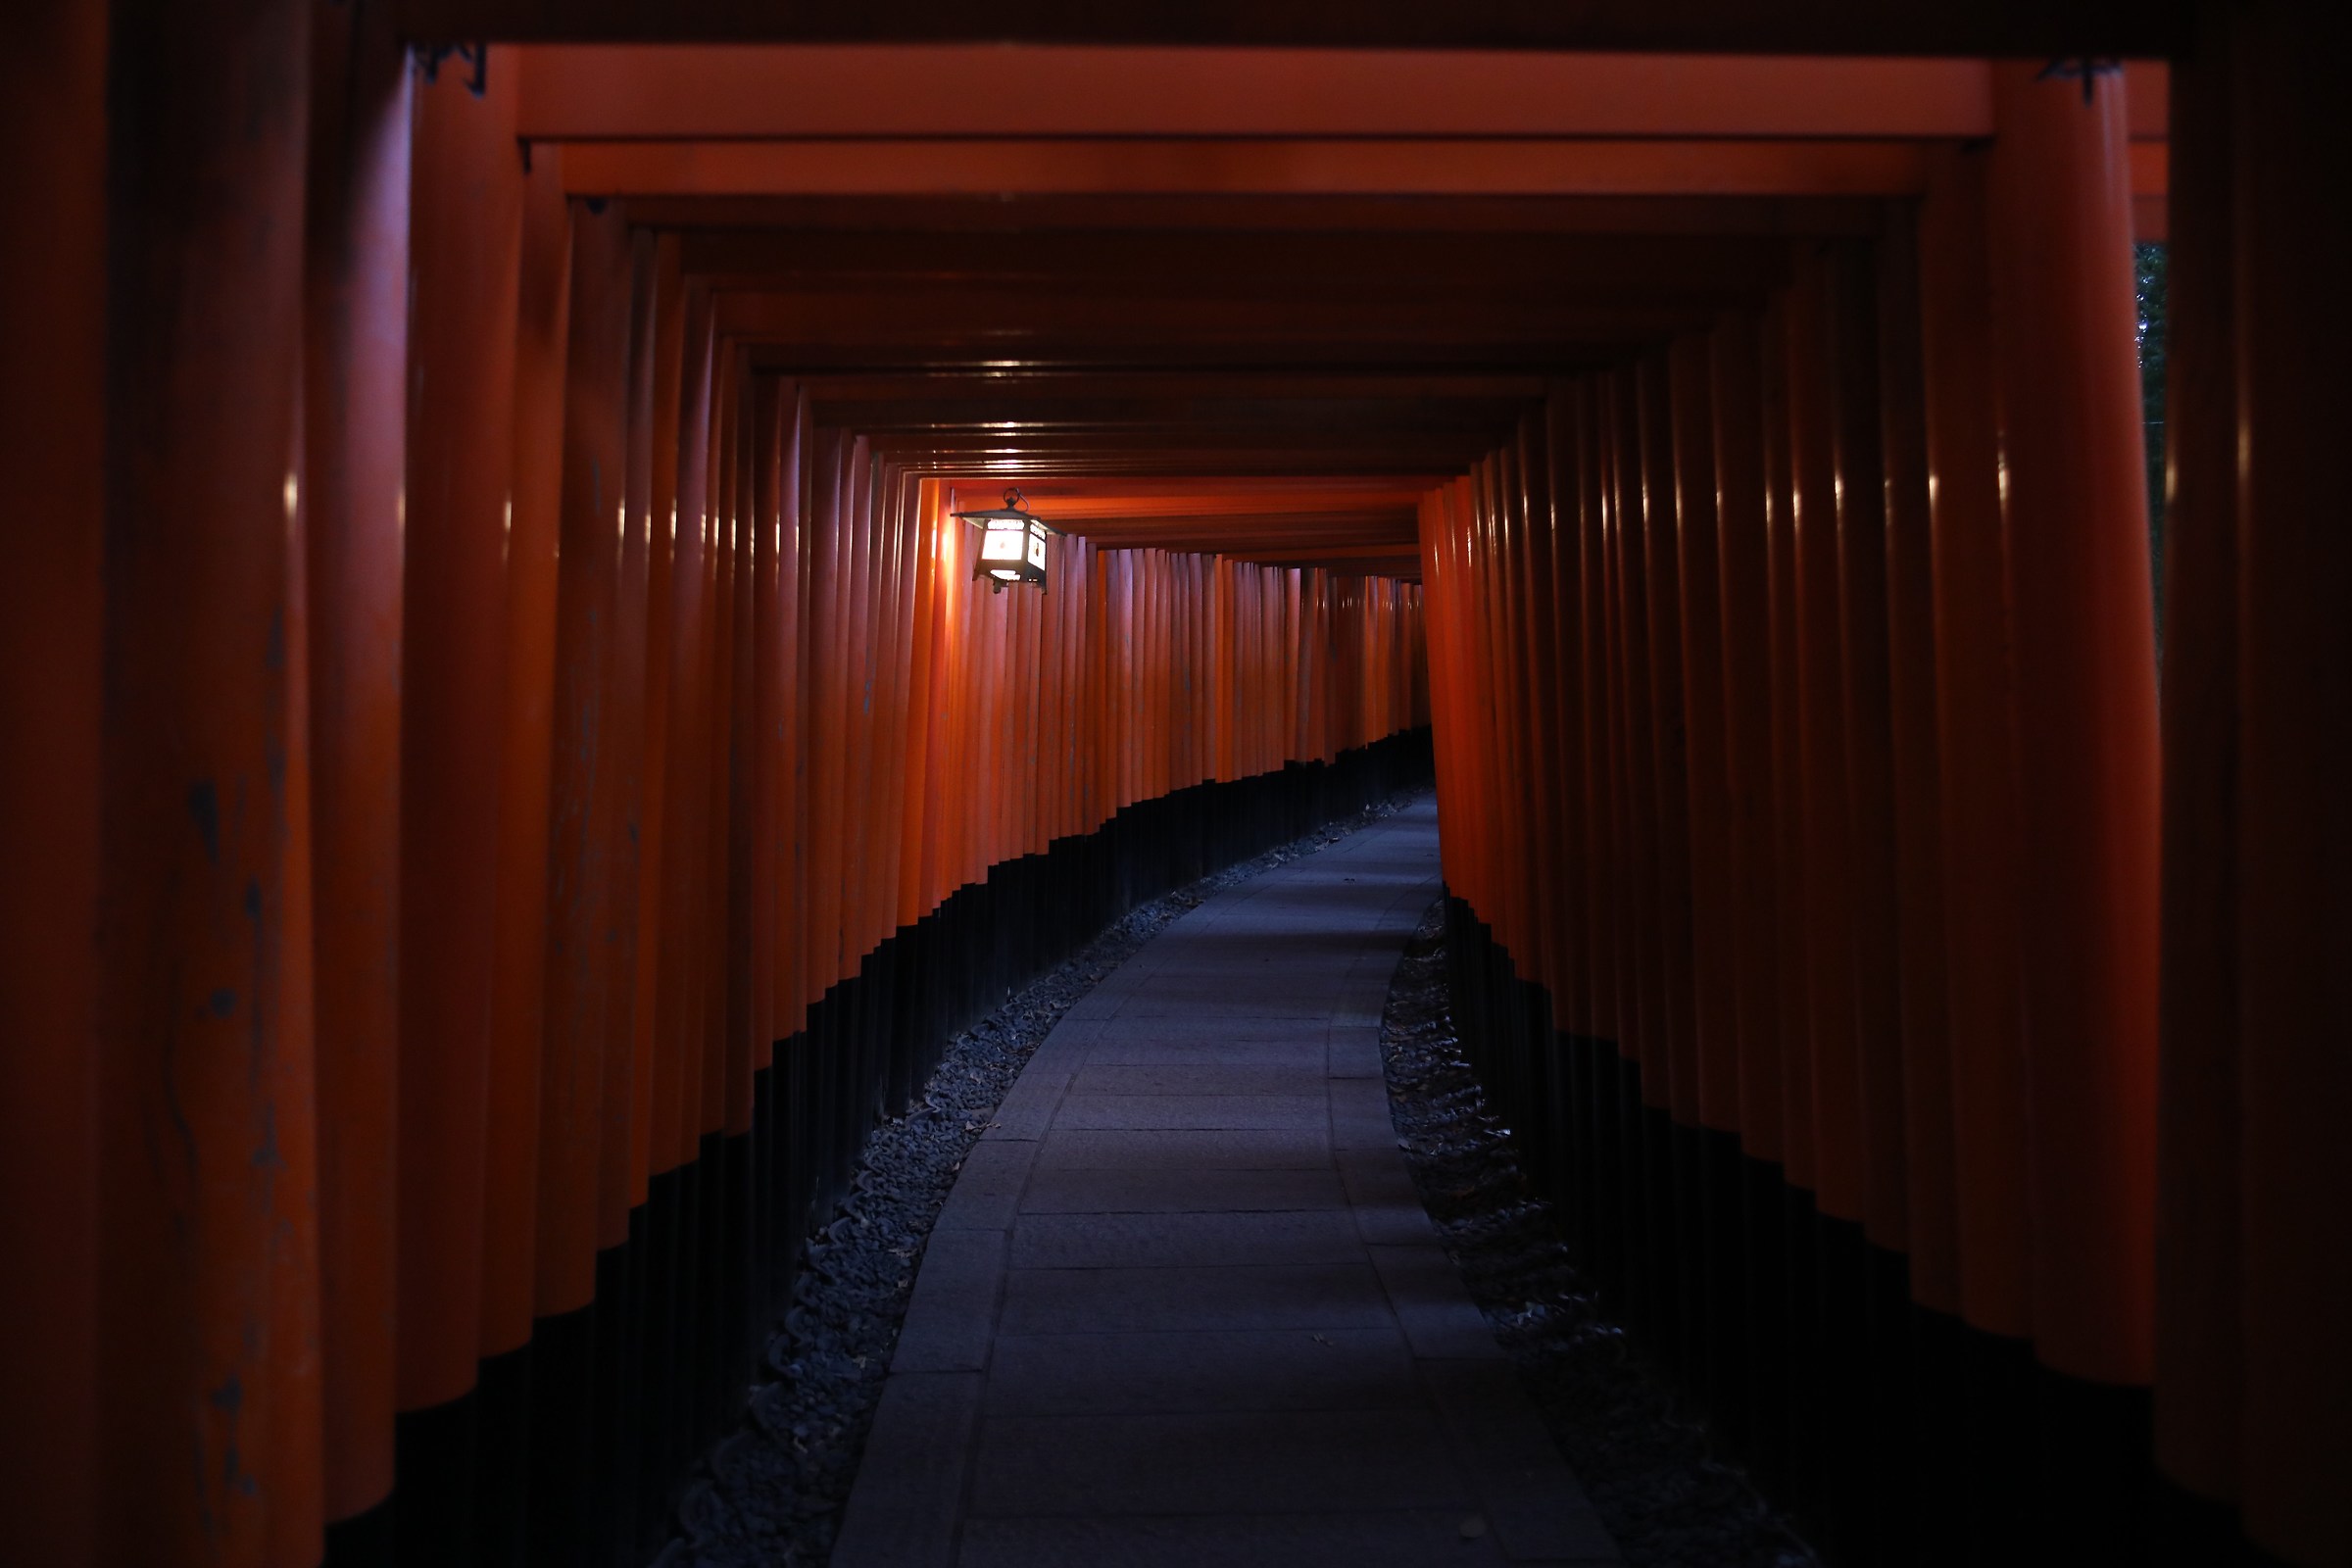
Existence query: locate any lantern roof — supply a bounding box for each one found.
[952,486,1063,533]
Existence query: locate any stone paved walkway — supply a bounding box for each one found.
[833,799,1621,1568]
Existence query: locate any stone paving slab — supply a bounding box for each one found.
[968,1407,1470,1516]
[983,1327,1420,1415]
[1052,1091,1327,1132]
[933,1141,1040,1233]
[830,1371,985,1566]
[998,1261,1396,1337]
[1032,1127,1332,1170]
[890,1229,1008,1373]
[1067,1060,1332,1098]
[1016,1163,1348,1215]
[956,1511,1515,1568]
[835,801,1622,1568]
[1081,1034,1335,1067]
[1008,1208,1365,1270]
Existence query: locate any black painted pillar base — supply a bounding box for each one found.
[323,731,1434,1567]
[1440,889,2173,1568]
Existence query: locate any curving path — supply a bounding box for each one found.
[833,798,1620,1568]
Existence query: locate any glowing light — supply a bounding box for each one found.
[952,487,1055,595]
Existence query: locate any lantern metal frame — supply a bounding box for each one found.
[953,486,1061,593]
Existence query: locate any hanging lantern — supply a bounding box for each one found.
[954,486,1056,593]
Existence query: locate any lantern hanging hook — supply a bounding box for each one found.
[2037,56,2123,106]
[417,41,490,98]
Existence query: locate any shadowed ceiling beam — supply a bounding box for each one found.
[399,0,2188,57]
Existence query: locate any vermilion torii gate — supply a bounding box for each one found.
[0,3,2342,1566]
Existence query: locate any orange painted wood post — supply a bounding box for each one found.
[1672,337,1739,1142]
[2150,19,2243,1526]
[833,436,870,1150]
[717,358,756,1146]
[1785,250,1864,1237]
[722,368,770,1390]
[556,200,633,1266]
[1671,329,1743,1435]
[1417,494,1462,904]
[650,295,712,1475]
[676,303,721,1175]
[1609,373,1662,1112]
[1569,382,1618,1058]
[1710,317,1784,1173]
[484,134,572,1370]
[699,347,742,1155]
[98,0,323,1560]
[1822,236,1909,1560]
[0,4,105,1559]
[1513,427,1558,1031]
[782,407,818,1253]
[850,446,885,992]
[2222,7,2352,1559]
[1639,358,1699,1138]
[1754,286,1815,1501]
[1453,480,1484,922]
[1638,353,1699,1392]
[1483,454,1528,1004]
[888,474,927,952]
[1787,245,1870,1544]
[1606,371,1665,1341]
[1986,59,2161,1394]
[655,295,713,1187]
[1873,213,1961,1328]
[911,480,950,937]
[1520,413,1571,1037]
[775,394,809,1054]
[1492,449,1533,1109]
[1918,146,2034,1354]
[875,474,917,991]
[1874,188,1979,1568]
[532,193,632,1559]
[1540,384,1596,1266]
[460,116,571,1566]
[1916,142,2048,1561]
[898,482,940,939]
[401,55,523,1479]
[602,220,655,1538]
[1825,243,1907,1274]
[803,432,845,1015]
[1462,458,1505,1096]
[1710,310,1788,1472]
[1759,290,1815,1213]
[1574,381,1630,1306]
[749,381,790,1324]
[628,234,685,1217]
[277,320,325,1568]
[300,0,411,1536]
[1456,474,1496,964]
[749,380,782,1094]
[834,447,870,992]
[607,231,652,1240]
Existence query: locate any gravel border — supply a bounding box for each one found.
[661,789,1430,1566]
[1377,900,1820,1568]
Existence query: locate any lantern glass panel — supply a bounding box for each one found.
[980,520,1026,563]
